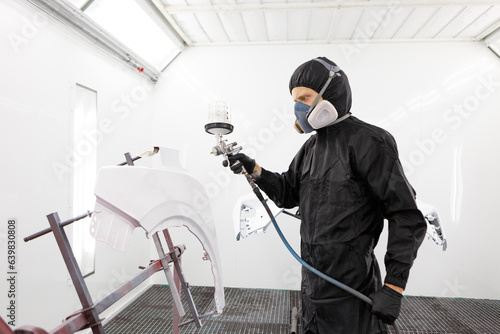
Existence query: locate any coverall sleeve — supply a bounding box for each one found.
[254,144,307,209]
[353,132,427,290]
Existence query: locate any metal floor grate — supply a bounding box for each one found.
[104,285,500,334]
[394,296,500,334]
[104,285,301,334]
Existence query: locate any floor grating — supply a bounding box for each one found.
[103,285,500,334]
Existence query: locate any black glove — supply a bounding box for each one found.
[369,285,403,325]
[227,153,255,174]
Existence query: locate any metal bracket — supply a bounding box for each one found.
[159,229,203,329]
[124,152,134,166]
[20,211,212,333]
[46,212,105,334]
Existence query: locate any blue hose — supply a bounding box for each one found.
[251,187,402,334]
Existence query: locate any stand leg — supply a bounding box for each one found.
[46,213,104,334]
[172,255,181,334]
[152,233,185,317]
[163,229,202,328]
[0,316,14,334]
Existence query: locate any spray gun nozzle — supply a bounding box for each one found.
[211,146,224,156]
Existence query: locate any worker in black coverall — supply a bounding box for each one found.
[228,57,427,333]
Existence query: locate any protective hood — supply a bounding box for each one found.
[289,57,352,118]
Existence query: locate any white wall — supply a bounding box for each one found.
[0,0,156,330]
[1,0,500,331]
[152,42,500,300]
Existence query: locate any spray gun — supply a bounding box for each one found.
[211,135,240,161]
[204,101,401,334]
[204,101,236,159]
[205,102,264,199]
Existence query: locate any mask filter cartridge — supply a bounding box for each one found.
[307,100,338,129]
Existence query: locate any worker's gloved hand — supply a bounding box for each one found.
[369,285,403,325]
[227,153,256,174]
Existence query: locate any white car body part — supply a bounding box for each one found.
[90,165,225,314]
[416,199,447,251]
[233,193,283,241]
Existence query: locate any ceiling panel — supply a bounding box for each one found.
[413,6,462,39]
[160,0,186,5]
[184,0,214,5]
[241,11,268,41]
[45,0,500,79]
[350,9,372,40]
[265,11,287,41]
[153,1,500,45]
[172,13,209,43]
[308,9,336,41]
[372,7,416,40]
[328,7,364,40]
[393,7,439,39]
[288,10,311,41]
[352,7,394,40]
[212,0,237,4]
[196,12,229,43]
[236,0,262,4]
[457,5,500,38]
[436,5,491,39]
[219,11,248,42]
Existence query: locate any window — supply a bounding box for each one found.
[83,0,182,71]
[71,83,97,278]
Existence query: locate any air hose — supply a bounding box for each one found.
[209,132,401,333]
[247,182,402,334]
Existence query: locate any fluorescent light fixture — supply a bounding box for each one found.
[26,0,186,81]
[72,83,97,278]
[85,0,183,71]
[66,0,87,8]
[484,26,500,58]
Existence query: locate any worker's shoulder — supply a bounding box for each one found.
[345,116,396,143]
[342,117,399,158]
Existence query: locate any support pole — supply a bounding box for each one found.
[24,211,92,242]
[172,253,181,334]
[163,229,202,328]
[0,316,14,334]
[46,212,104,334]
[152,233,186,317]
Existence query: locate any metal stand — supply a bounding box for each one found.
[14,150,214,333]
[18,210,211,334]
[173,258,182,334]
[290,306,301,334]
[47,212,105,334]
[1,316,15,334]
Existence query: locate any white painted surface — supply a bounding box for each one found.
[1,0,500,331]
[0,0,155,330]
[152,42,500,300]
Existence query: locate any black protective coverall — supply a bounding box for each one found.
[255,59,427,333]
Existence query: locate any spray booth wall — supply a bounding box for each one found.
[0,0,157,330]
[152,43,500,301]
[1,0,500,331]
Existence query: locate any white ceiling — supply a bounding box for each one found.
[150,0,500,46]
[31,0,500,81]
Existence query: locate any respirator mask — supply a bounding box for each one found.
[294,59,351,134]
